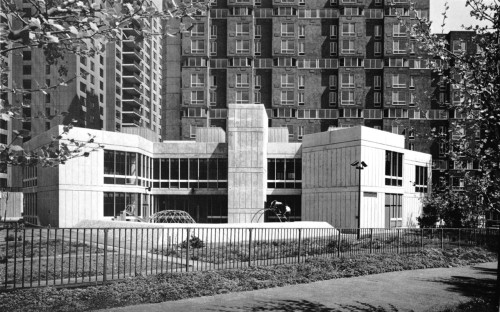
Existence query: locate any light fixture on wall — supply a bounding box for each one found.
[351,160,367,239]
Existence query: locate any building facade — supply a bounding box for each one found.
[2,0,163,143]
[23,104,431,228]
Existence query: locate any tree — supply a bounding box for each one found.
[0,0,210,170]
[411,0,500,227]
[412,1,500,309]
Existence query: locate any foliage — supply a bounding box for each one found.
[0,247,495,312]
[181,235,204,249]
[412,0,500,226]
[0,0,211,167]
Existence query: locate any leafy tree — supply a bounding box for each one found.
[412,0,500,227]
[0,0,211,169]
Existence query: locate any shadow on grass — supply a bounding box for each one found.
[210,299,404,312]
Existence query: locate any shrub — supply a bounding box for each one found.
[181,236,205,249]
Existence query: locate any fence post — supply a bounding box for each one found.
[397,229,400,254]
[369,229,373,254]
[297,229,302,263]
[103,229,108,283]
[185,228,190,272]
[248,228,253,267]
[440,228,444,250]
[421,228,424,251]
[337,229,341,257]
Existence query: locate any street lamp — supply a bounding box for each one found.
[351,160,367,239]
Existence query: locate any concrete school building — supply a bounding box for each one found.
[22,104,431,228]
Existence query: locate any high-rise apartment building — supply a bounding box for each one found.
[2,0,163,144]
[163,0,483,188]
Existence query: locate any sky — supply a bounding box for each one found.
[429,0,492,33]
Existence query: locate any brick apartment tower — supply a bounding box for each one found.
[162,0,479,188]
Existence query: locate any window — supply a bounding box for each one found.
[393,23,407,37]
[374,25,382,38]
[236,40,250,53]
[342,23,355,36]
[341,39,355,54]
[374,42,382,55]
[281,90,294,105]
[385,151,403,186]
[23,65,31,75]
[409,76,415,89]
[236,22,250,35]
[409,93,416,106]
[392,74,406,88]
[329,75,337,89]
[191,40,205,53]
[439,92,446,105]
[191,90,204,104]
[393,40,407,54]
[255,25,261,38]
[329,92,337,106]
[299,25,305,38]
[23,50,32,61]
[453,40,466,53]
[409,41,416,54]
[281,40,295,54]
[210,25,217,38]
[45,93,51,103]
[254,91,261,103]
[191,23,205,36]
[330,42,337,56]
[236,90,249,104]
[190,125,197,139]
[210,91,217,106]
[374,92,381,106]
[298,41,305,55]
[451,177,465,190]
[254,75,261,89]
[385,194,402,228]
[298,92,304,105]
[210,41,217,55]
[281,23,295,37]
[298,75,305,89]
[236,73,249,87]
[281,74,294,88]
[267,158,302,189]
[392,91,406,105]
[341,90,354,105]
[45,65,51,75]
[298,126,304,140]
[191,73,205,87]
[329,25,337,38]
[374,76,381,90]
[414,166,428,193]
[341,73,354,88]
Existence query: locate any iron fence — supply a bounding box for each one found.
[0,226,497,290]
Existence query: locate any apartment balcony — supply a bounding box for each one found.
[122,108,142,119]
[122,48,143,63]
[122,119,142,127]
[122,60,142,73]
[122,96,142,109]
[122,72,143,84]
[122,83,143,96]
[122,27,141,37]
[227,0,254,6]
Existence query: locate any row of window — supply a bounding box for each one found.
[193,39,417,56]
[268,158,302,189]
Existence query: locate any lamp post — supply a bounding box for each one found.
[351,160,367,239]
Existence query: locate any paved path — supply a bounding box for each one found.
[102,262,498,312]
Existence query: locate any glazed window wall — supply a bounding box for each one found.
[103,192,141,217]
[267,158,302,189]
[104,150,151,186]
[385,151,403,186]
[152,158,228,189]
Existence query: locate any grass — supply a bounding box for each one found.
[0,247,495,312]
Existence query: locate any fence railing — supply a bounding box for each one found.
[0,226,497,291]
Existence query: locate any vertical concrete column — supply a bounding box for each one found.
[227,104,268,223]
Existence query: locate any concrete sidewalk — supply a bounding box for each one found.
[102,262,498,312]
